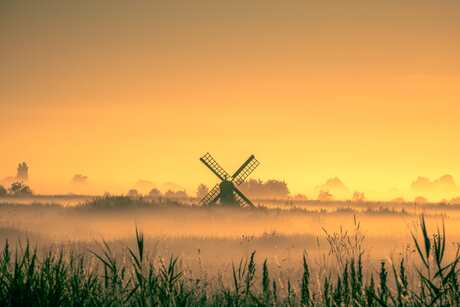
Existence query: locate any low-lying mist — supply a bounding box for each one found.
[3,196,460,305]
[1,196,459,264]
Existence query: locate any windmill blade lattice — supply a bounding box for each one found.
[231,155,260,186]
[233,187,255,208]
[200,153,230,181]
[199,184,220,206]
[199,153,260,208]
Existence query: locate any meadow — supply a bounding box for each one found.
[1,196,460,306]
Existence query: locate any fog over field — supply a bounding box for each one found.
[2,169,460,305]
[1,196,458,264]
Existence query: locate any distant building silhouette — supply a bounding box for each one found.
[16,162,29,182]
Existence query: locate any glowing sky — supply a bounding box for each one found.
[1,1,460,198]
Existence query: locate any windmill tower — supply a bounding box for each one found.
[199,153,260,207]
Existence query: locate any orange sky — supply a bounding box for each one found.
[1,1,460,199]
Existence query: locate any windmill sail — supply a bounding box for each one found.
[199,184,221,206]
[198,152,259,208]
[233,187,255,208]
[200,153,230,181]
[231,155,260,185]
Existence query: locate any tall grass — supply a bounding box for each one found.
[1,216,459,306]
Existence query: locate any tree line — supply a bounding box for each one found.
[0,182,33,197]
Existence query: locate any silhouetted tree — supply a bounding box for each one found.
[451,197,460,205]
[391,197,405,204]
[265,179,290,197]
[293,194,308,200]
[164,190,188,198]
[414,196,428,204]
[352,191,365,202]
[0,185,6,197]
[127,189,140,198]
[175,190,188,198]
[196,184,209,199]
[148,188,161,198]
[239,179,289,198]
[9,182,33,196]
[16,162,29,181]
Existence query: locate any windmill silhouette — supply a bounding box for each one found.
[199,153,260,207]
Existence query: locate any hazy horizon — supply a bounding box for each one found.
[2,161,460,202]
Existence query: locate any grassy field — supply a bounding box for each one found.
[1,196,460,306]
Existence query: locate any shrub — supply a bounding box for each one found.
[8,182,33,196]
[0,185,6,197]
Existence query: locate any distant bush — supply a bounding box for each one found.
[127,189,140,198]
[292,193,308,200]
[77,195,148,210]
[414,196,428,204]
[318,190,333,201]
[0,185,6,197]
[8,182,33,196]
[239,179,289,198]
[164,190,188,198]
[352,191,365,202]
[451,196,460,204]
[75,195,186,211]
[148,188,162,198]
[390,197,405,204]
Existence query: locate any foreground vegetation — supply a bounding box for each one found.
[0,216,459,306]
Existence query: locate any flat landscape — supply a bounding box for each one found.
[2,196,460,305]
[3,1,460,305]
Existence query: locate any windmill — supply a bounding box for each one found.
[199,153,260,208]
